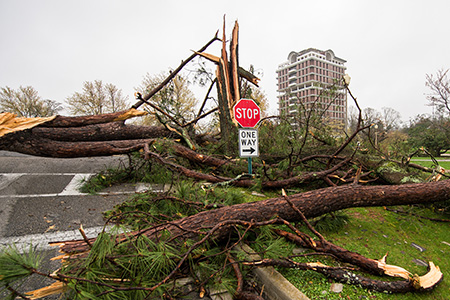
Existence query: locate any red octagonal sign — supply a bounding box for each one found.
[233,99,261,128]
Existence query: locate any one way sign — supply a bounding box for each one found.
[238,128,259,157]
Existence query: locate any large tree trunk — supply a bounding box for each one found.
[48,180,448,295]
[31,122,176,142]
[57,179,450,254]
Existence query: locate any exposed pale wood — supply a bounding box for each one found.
[221,16,232,108]
[230,20,240,106]
[194,51,220,63]
[0,112,56,137]
[25,281,67,300]
[377,253,411,279]
[245,257,442,293]
[416,262,443,289]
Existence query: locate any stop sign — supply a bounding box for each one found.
[233,99,261,128]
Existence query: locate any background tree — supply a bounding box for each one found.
[241,65,269,117]
[347,105,361,134]
[135,72,198,125]
[380,106,402,131]
[362,107,382,127]
[426,68,450,115]
[0,86,63,117]
[66,80,129,115]
[247,87,269,117]
[378,130,410,158]
[406,114,450,157]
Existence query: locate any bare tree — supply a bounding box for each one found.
[362,107,382,127]
[66,80,129,115]
[380,106,402,131]
[426,68,450,115]
[0,86,63,117]
[135,73,197,125]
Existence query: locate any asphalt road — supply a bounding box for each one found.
[0,151,134,298]
[0,151,211,300]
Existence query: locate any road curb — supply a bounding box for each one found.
[236,244,309,300]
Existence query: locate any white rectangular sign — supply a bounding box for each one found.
[238,128,259,157]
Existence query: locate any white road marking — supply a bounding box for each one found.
[58,173,92,195]
[0,173,135,198]
[0,226,108,252]
[0,173,24,190]
[0,173,133,254]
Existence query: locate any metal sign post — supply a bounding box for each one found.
[233,99,261,175]
[238,128,259,174]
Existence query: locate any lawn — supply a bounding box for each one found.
[82,163,449,299]
[281,205,450,299]
[410,157,450,170]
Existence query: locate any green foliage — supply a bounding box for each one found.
[0,244,44,300]
[312,211,350,233]
[406,115,450,157]
[376,161,427,184]
[379,130,411,159]
[175,180,197,200]
[80,167,134,194]
[3,180,449,299]
[0,244,42,286]
[103,182,249,230]
[121,235,180,280]
[58,232,183,299]
[80,153,172,194]
[85,232,116,266]
[258,118,303,160]
[209,187,245,206]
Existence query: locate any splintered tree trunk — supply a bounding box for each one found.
[58,179,450,254]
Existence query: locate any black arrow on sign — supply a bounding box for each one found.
[243,147,255,154]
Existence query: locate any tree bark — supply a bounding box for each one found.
[40,109,145,127]
[0,130,157,157]
[248,258,442,293]
[56,179,450,254]
[31,122,176,142]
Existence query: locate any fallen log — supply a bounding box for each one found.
[40,108,147,127]
[0,131,157,157]
[44,180,449,297]
[30,122,176,142]
[245,258,442,293]
[273,229,444,289]
[146,148,352,189]
[56,179,450,254]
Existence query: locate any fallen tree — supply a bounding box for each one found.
[58,179,450,253]
[1,19,449,299]
[18,180,447,299]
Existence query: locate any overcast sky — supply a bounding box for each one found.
[1,0,449,123]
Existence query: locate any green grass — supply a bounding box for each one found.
[82,160,449,299]
[410,157,450,170]
[281,205,450,299]
[80,159,173,194]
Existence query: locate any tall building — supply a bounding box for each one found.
[276,48,347,129]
